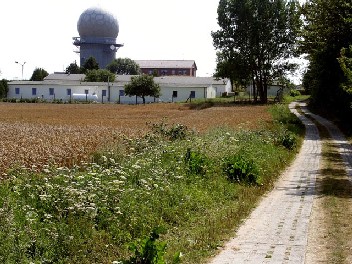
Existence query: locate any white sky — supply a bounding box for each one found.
[0,0,220,80]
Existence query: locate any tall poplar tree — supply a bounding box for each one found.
[212,0,301,103]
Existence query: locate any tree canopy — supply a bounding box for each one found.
[84,69,115,82]
[30,68,49,81]
[124,75,160,104]
[0,79,8,98]
[81,57,99,73]
[338,45,352,96]
[65,61,81,74]
[106,58,141,75]
[212,0,301,103]
[301,0,352,119]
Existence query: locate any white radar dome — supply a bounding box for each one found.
[77,7,119,38]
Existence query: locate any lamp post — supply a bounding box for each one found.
[15,61,26,80]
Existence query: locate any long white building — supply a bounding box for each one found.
[7,74,231,104]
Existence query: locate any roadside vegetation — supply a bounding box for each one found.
[305,116,352,264]
[0,100,303,263]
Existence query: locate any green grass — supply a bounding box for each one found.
[0,104,303,263]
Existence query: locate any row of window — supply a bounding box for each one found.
[15,88,109,97]
[14,88,195,99]
[147,69,189,76]
[15,87,73,96]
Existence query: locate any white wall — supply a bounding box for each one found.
[8,80,228,103]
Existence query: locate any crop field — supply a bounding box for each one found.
[0,102,271,175]
[0,102,298,263]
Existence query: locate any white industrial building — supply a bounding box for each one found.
[7,74,231,104]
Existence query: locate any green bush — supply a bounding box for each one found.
[289,89,301,97]
[223,155,260,184]
[120,227,181,264]
[151,121,189,141]
[277,130,297,150]
[184,148,208,176]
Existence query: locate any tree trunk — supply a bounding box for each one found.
[263,74,268,104]
[252,75,257,103]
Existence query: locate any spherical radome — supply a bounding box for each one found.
[77,7,119,38]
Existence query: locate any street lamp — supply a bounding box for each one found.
[15,61,26,80]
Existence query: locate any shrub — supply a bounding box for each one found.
[184,148,208,176]
[120,227,181,264]
[277,130,297,150]
[223,155,260,185]
[151,121,189,141]
[289,89,301,97]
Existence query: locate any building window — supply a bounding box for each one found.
[148,70,153,75]
[190,91,195,98]
[32,88,37,96]
[161,70,168,76]
[49,88,54,96]
[84,89,89,95]
[15,88,20,95]
[67,88,71,96]
[183,70,187,75]
[119,90,125,96]
[172,91,178,98]
[172,70,175,75]
[102,90,107,97]
[178,70,183,75]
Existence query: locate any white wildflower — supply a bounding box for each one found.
[120,175,127,180]
[132,164,141,169]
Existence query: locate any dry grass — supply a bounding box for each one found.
[0,102,271,174]
[306,120,352,264]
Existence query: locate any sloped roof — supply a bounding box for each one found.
[10,74,228,88]
[154,76,227,87]
[44,73,86,81]
[135,60,197,70]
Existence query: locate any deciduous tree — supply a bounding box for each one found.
[212,0,301,103]
[65,61,81,74]
[30,68,48,81]
[81,57,99,73]
[84,69,115,82]
[106,58,141,75]
[301,0,352,118]
[0,79,8,98]
[124,75,160,104]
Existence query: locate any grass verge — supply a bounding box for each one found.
[307,116,352,264]
[0,103,303,263]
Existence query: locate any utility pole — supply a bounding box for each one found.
[15,61,26,80]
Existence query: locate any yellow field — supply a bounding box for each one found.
[0,102,271,174]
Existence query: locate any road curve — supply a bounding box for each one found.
[208,102,352,263]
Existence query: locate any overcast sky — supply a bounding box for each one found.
[0,0,220,80]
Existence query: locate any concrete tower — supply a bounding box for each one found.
[73,7,123,68]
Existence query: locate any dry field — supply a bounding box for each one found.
[0,102,271,175]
